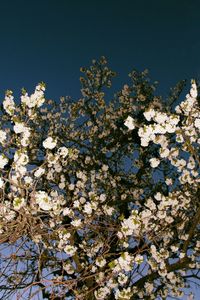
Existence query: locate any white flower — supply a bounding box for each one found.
[35,191,52,210]
[159,148,170,158]
[68,183,75,190]
[115,287,132,300]
[124,116,135,130]
[149,158,160,168]
[83,202,93,215]
[13,122,26,134]
[96,257,106,268]
[118,273,128,285]
[17,165,27,176]
[21,84,45,108]
[194,118,200,129]
[63,262,74,274]
[73,200,80,208]
[134,254,144,264]
[99,193,106,202]
[179,252,185,259]
[13,197,26,210]
[169,115,180,125]
[43,137,57,149]
[153,134,168,147]
[145,282,154,294]
[14,151,29,166]
[71,219,82,227]
[102,164,109,171]
[187,157,195,170]
[34,167,45,177]
[120,211,141,237]
[165,178,173,185]
[154,124,167,134]
[117,252,133,272]
[154,112,168,124]
[3,93,15,115]
[21,93,30,107]
[63,207,74,217]
[64,245,77,256]
[59,182,65,189]
[145,198,156,210]
[143,109,156,121]
[24,176,33,185]
[79,197,86,204]
[0,130,6,144]
[0,154,8,169]
[190,81,197,98]
[57,147,69,157]
[95,287,110,300]
[0,178,4,188]
[4,210,16,221]
[165,123,177,133]
[154,192,162,201]
[103,205,114,215]
[141,138,149,147]
[21,128,31,146]
[32,234,42,244]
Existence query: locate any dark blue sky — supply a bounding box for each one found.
[0,0,200,101]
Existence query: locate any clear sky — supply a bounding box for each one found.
[0,1,199,298]
[0,0,200,101]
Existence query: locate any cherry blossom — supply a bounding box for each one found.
[0,59,199,300]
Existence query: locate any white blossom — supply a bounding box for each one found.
[96,257,106,268]
[0,130,6,144]
[149,158,160,168]
[43,137,57,149]
[35,191,52,210]
[71,219,82,227]
[3,93,15,115]
[64,245,77,257]
[0,155,8,169]
[34,167,45,178]
[118,273,128,285]
[143,108,156,121]
[0,178,4,188]
[21,83,45,108]
[13,197,26,210]
[194,118,200,129]
[13,122,26,134]
[57,147,69,157]
[124,116,135,130]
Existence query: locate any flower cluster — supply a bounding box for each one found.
[0,59,199,300]
[21,83,45,108]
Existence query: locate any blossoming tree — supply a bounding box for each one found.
[0,57,199,299]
